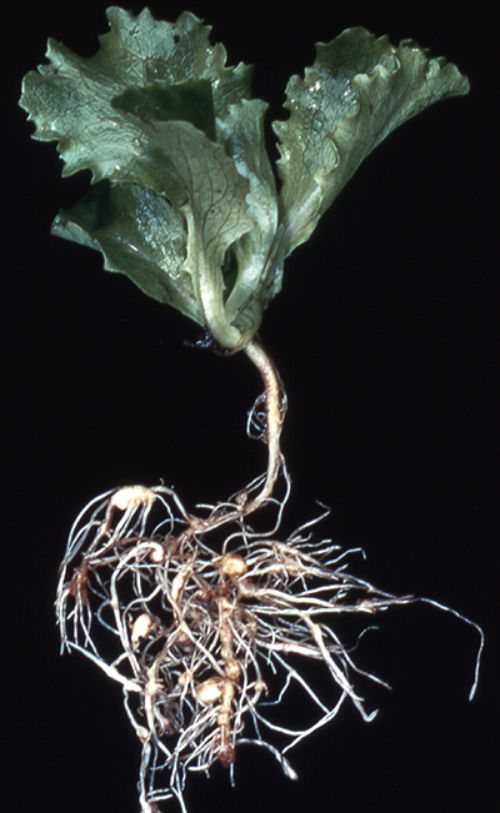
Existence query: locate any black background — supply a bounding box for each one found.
[6,1,498,811]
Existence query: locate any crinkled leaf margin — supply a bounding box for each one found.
[273,27,470,254]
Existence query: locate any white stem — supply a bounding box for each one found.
[242,339,285,514]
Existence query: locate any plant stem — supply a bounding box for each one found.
[242,339,286,514]
[186,338,286,535]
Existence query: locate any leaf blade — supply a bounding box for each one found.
[218,98,282,333]
[52,182,203,324]
[273,27,470,254]
[19,7,256,347]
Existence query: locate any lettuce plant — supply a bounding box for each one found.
[20,8,482,812]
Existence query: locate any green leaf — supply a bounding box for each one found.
[20,10,471,351]
[112,79,217,141]
[19,6,250,190]
[20,7,251,165]
[218,98,282,334]
[51,117,254,347]
[273,27,470,254]
[52,182,202,324]
[162,121,254,347]
[20,6,256,348]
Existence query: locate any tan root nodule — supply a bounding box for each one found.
[56,341,482,813]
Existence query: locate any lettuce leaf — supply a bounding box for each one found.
[20,7,258,347]
[273,27,469,254]
[218,98,281,334]
[20,10,470,349]
[52,182,201,324]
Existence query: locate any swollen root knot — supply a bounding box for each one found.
[56,481,483,813]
